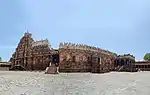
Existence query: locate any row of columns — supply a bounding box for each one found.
[135,65,150,68]
[115,59,133,66]
[13,55,51,70]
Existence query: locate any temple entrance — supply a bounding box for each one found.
[45,54,60,74]
[52,54,59,66]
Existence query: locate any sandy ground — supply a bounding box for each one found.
[0,71,150,95]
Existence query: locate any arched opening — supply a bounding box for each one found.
[98,57,100,64]
[121,59,124,66]
[72,56,76,62]
[117,59,120,66]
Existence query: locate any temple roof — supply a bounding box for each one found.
[59,42,117,56]
[24,31,32,37]
[117,54,135,60]
[32,39,51,48]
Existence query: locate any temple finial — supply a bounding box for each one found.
[24,29,32,37]
[27,29,29,33]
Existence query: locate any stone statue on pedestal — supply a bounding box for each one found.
[45,62,59,74]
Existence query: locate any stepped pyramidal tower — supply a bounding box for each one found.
[10,32,53,70]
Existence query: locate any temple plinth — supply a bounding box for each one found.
[45,63,59,74]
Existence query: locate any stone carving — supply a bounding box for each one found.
[10,32,52,71]
[10,32,118,73]
[58,42,116,56]
[59,42,63,48]
[32,39,51,49]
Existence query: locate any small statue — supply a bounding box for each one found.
[59,42,63,48]
[79,44,82,50]
[72,43,75,49]
[68,42,71,49]
[76,44,79,49]
[64,42,68,48]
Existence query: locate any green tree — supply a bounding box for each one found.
[144,53,150,61]
[0,57,2,62]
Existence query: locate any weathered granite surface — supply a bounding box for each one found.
[1,71,150,95]
[10,32,52,71]
[9,32,117,73]
[59,42,117,73]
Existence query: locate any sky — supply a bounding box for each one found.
[0,0,150,61]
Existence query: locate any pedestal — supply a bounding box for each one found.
[45,63,59,74]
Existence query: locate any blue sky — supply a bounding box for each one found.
[0,0,150,61]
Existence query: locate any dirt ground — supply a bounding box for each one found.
[0,71,150,95]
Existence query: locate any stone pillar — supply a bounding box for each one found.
[14,60,17,66]
[33,57,36,70]
[119,59,121,66]
[42,56,44,70]
[124,59,126,65]
[24,58,26,67]
[31,57,33,70]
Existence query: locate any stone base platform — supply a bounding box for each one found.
[45,64,59,74]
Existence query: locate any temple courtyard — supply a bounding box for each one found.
[0,71,150,95]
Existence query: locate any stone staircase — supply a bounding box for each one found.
[10,64,27,71]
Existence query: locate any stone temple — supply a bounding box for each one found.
[9,32,136,73]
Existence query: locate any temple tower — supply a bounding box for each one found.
[10,31,34,70]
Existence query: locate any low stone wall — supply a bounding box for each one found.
[0,67,10,71]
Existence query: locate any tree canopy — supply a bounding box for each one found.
[0,57,2,62]
[144,53,150,61]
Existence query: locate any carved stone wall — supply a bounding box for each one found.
[59,42,117,73]
[10,33,117,73]
[59,49,92,72]
[10,32,52,71]
[114,54,135,72]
